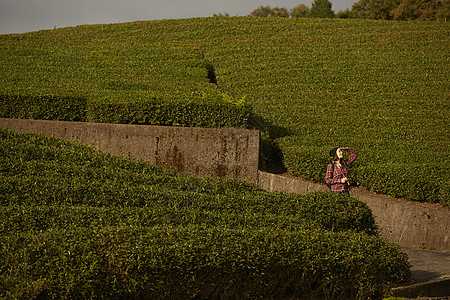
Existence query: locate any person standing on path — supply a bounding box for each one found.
[325,147,358,197]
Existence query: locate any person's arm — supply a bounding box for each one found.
[343,147,358,165]
[325,163,334,185]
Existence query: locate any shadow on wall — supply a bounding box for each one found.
[249,114,292,174]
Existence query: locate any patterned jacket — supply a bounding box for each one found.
[325,148,358,192]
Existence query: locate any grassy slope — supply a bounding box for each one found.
[0,17,448,204]
[201,18,449,203]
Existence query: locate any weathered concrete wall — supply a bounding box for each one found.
[258,171,450,252]
[351,188,450,252]
[0,118,260,183]
[258,171,328,194]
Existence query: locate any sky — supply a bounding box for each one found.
[0,0,357,35]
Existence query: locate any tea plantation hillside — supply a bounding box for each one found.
[0,17,448,206]
[0,128,411,299]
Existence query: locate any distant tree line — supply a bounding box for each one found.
[244,0,449,21]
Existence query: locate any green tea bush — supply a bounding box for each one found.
[0,129,410,299]
[357,163,449,205]
[283,144,450,207]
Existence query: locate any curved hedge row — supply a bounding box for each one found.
[0,128,377,235]
[0,129,410,299]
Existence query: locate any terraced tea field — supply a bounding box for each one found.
[1,17,448,204]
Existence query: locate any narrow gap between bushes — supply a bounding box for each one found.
[206,62,217,85]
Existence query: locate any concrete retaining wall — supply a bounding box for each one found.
[0,118,260,183]
[259,171,450,252]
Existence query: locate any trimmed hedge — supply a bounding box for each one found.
[0,226,409,300]
[0,194,377,237]
[0,93,253,129]
[0,129,411,299]
[87,98,253,128]
[0,94,87,121]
